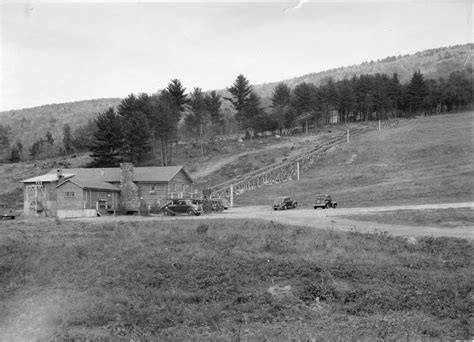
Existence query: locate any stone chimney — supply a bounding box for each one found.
[119,163,140,212]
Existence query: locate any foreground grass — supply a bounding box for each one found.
[0,218,472,340]
[341,208,474,228]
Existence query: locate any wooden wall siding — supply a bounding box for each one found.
[83,189,119,210]
[23,183,57,215]
[57,182,84,210]
[44,182,58,201]
[137,183,167,204]
[169,170,193,195]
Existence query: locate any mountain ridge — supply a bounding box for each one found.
[0,43,471,149]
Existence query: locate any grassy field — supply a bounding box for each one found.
[236,112,474,207]
[341,208,474,228]
[0,219,471,340]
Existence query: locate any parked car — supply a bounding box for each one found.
[162,199,203,216]
[273,196,297,210]
[0,203,17,220]
[313,194,337,209]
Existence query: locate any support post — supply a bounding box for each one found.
[296,162,300,180]
[346,129,350,143]
[378,120,381,131]
[230,184,233,208]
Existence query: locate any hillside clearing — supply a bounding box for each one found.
[236,112,474,207]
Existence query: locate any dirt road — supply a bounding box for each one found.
[79,202,473,239]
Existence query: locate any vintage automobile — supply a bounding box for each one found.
[162,199,203,216]
[313,194,337,209]
[0,203,17,220]
[273,196,297,210]
[191,198,227,212]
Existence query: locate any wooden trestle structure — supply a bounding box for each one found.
[210,128,367,205]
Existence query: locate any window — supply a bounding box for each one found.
[65,191,75,198]
[151,184,156,191]
[173,183,177,191]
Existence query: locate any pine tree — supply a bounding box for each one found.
[204,91,224,134]
[149,91,181,166]
[245,91,264,134]
[117,94,153,164]
[45,131,55,145]
[63,124,73,154]
[122,111,152,164]
[271,83,292,134]
[226,74,253,130]
[89,108,123,167]
[9,145,21,163]
[407,71,428,114]
[166,79,189,113]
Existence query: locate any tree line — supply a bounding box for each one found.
[0,68,470,165]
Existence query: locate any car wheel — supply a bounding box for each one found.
[194,212,201,216]
[187,208,194,215]
[293,203,297,208]
[313,207,317,210]
[333,204,337,209]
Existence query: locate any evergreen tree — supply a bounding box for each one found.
[117,94,153,164]
[389,73,403,116]
[9,145,21,163]
[89,108,123,167]
[271,83,292,134]
[335,78,356,122]
[0,125,9,149]
[204,91,224,134]
[122,111,152,164]
[407,71,428,114]
[166,79,189,113]
[16,141,23,157]
[226,74,253,130]
[245,91,265,134]
[45,131,55,145]
[72,120,96,152]
[62,124,73,154]
[149,91,181,166]
[29,139,44,159]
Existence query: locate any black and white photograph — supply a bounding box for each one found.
[0,0,472,340]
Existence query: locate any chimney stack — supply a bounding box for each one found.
[120,163,140,212]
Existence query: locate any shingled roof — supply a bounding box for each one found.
[47,166,191,183]
[20,166,192,191]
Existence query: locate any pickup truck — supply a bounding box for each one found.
[0,203,17,220]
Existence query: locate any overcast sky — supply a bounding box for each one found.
[1,0,471,111]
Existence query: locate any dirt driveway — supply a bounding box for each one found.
[77,202,473,239]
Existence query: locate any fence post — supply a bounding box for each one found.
[230,184,233,208]
[346,129,349,143]
[297,162,300,180]
[378,120,381,131]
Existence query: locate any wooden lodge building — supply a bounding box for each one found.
[19,163,194,218]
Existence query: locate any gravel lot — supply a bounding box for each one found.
[75,202,474,239]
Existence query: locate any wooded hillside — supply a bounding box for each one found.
[0,43,471,159]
